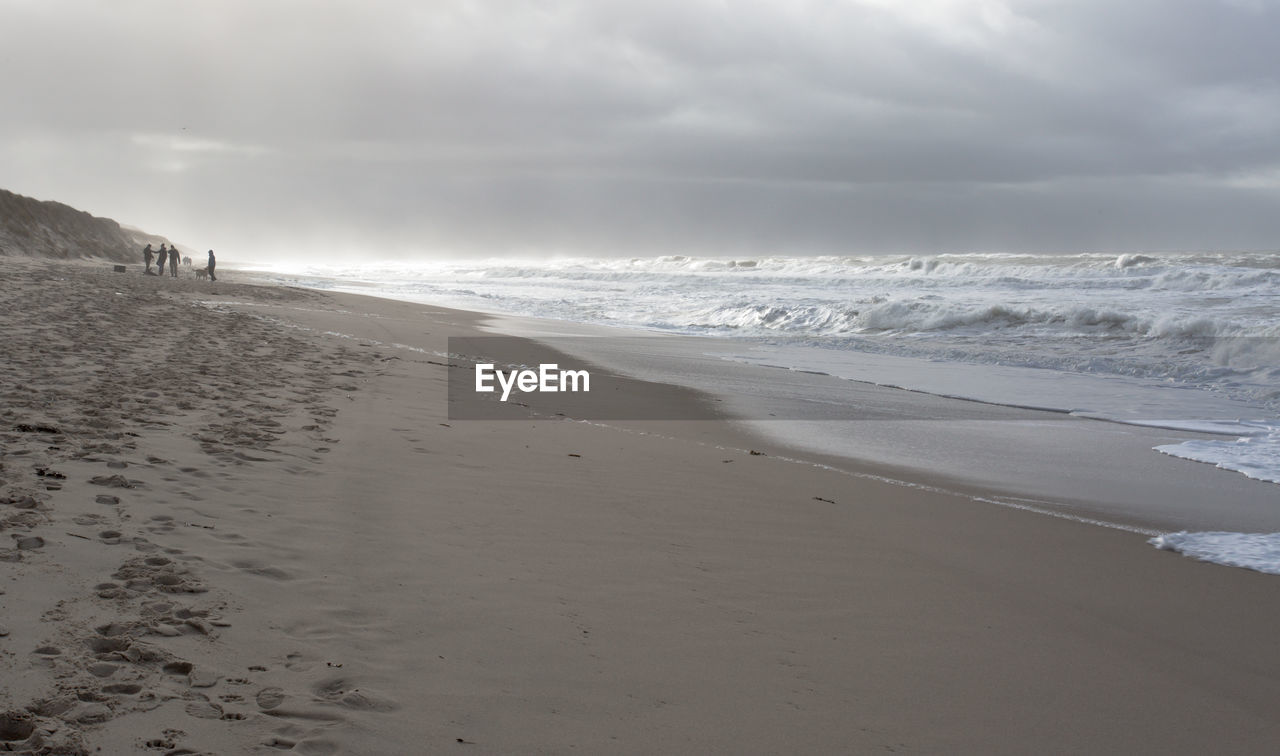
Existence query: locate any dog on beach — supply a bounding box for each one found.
[195,268,209,280]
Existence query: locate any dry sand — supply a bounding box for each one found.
[1,257,1278,754]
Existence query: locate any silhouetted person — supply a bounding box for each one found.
[207,250,216,281]
[143,243,153,274]
[169,246,179,277]
[156,244,169,278]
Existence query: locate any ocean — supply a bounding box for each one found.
[257,251,1280,572]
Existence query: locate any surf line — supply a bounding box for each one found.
[475,363,591,402]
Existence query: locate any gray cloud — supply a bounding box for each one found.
[3,0,1279,260]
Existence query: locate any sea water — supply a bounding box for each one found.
[260,252,1280,573]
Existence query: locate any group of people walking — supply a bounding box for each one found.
[142,243,215,281]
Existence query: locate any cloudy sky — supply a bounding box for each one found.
[3,0,1279,261]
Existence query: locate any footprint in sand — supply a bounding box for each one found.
[189,669,220,688]
[96,582,126,599]
[183,701,224,720]
[256,687,286,710]
[86,662,119,678]
[230,559,292,580]
[311,677,399,712]
[0,711,37,743]
[283,652,315,671]
[2,494,42,509]
[147,515,176,534]
[83,636,131,656]
[88,474,135,488]
[113,555,208,595]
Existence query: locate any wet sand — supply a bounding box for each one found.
[475,317,1280,533]
[1,257,1278,754]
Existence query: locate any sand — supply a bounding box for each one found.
[1,257,1278,754]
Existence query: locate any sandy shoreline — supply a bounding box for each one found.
[2,258,1278,754]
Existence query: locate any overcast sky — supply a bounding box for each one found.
[3,0,1279,261]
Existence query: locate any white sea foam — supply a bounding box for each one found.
[1155,428,1280,484]
[1150,531,1280,575]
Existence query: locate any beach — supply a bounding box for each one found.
[2,257,1279,754]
